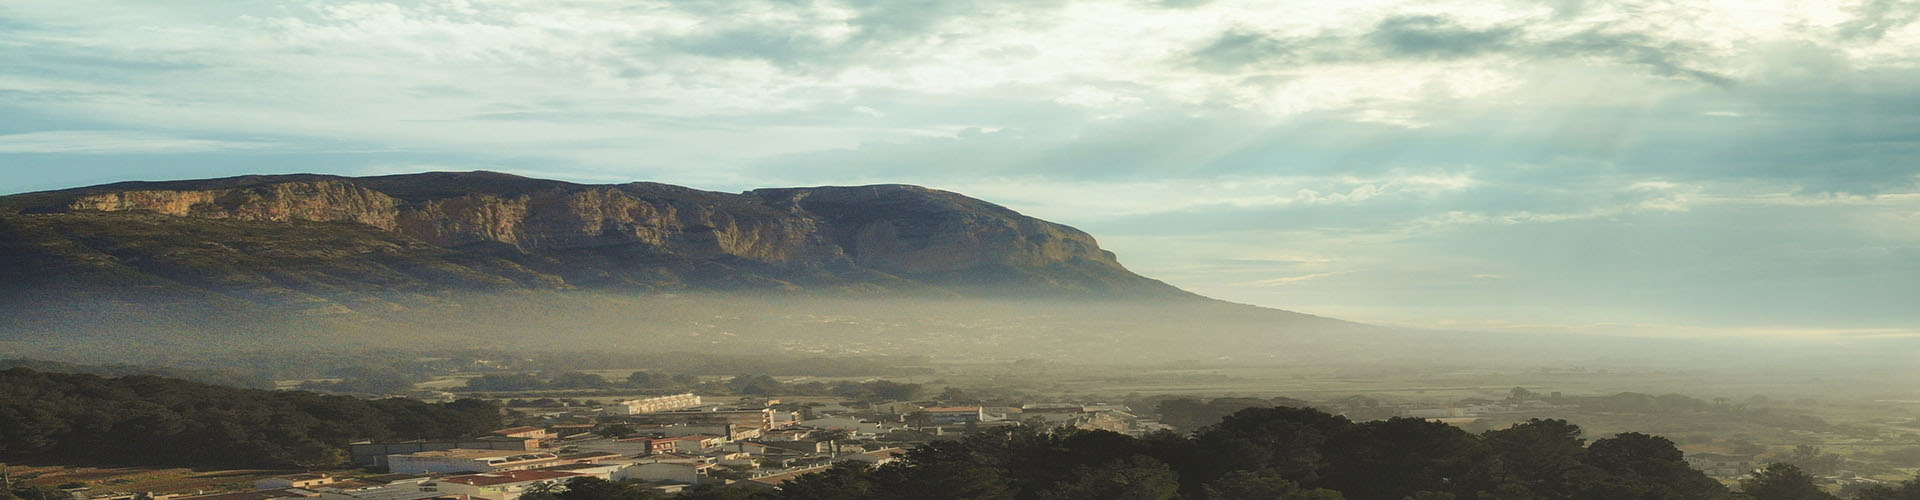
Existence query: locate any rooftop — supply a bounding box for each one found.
[175,489,313,500]
[395,449,533,459]
[437,471,582,487]
[747,466,833,485]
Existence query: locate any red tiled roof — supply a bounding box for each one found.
[491,426,546,435]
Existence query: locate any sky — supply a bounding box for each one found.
[3,0,1919,338]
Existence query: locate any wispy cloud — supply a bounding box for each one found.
[0,131,271,154]
[1238,272,1348,287]
[3,0,1919,334]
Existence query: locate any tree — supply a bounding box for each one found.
[1318,417,1481,500]
[1850,475,1920,500]
[1582,432,1727,499]
[1202,470,1345,500]
[1740,463,1837,500]
[1476,419,1588,497]
[461,373,546,391]
[625,371,661,387]
[1191,406,1353,486]
[1780,445,1844,476]
[518,480,560,500]
[549,372,608,390]
[601,424,636,438]
[773,462,876,500]
[1034,456,1180,500]
[552,478,664,500]
[727,375,783,396]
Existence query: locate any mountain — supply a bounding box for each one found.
[2,171,1797,369]
[1,171,1189,298]
[3,172,1360,359]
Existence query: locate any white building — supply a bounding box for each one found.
[430,470,582,500]
[605,394,703,415]
[387,449,560,475]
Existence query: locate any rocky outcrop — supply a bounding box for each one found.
[64,180,402,230]
[751,185,1122,275]
[2,171,1186,297]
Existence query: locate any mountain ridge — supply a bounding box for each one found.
[0,171,1390,363]
[0,170,1198,304]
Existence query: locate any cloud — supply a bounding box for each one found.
[1239,272,1348,287]
[3,0,1920,333]
[1837,0,1920,41]
[1370,15,1519,59]
[1185,12,1732,86]
[0,131,271,154]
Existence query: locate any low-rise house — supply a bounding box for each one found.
[923,407,985,425]
[759,429,811,442]
[555,451,623,464]
[736,466,833,490]
[834,448,906,466]
[388,449,561,475]
[530,463,625,480]
[489,427,551,441]
[639,408,779,430]
[614,436,680,454]
[622,435,723,453]
[756,440,831,455]
[430,471,583,500]
[310,479,460,500]
[605,394,704,415]
[797,417,881,435]
[350,438,539,468]
[635,452,713,464]
[173,489,318,500]
[547,424,597,438]
[255,475,335,490]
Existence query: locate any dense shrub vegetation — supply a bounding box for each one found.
[0,368,501,468]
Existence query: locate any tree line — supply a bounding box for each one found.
[0,368,501,468]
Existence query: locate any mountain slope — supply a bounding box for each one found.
[0,171,1194,314]
[0,172,1388,363]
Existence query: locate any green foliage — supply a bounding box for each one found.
[1202,470,1344,500]
[1739,463,1838,500]
[3,486,73,500]
[689,407,1735,500]
[0,368,501,468]
[555,478,665,500]
[549,372,610,390]
[1851,474,1920,500]
[463,373,549,391]
[1153,396,1311,431]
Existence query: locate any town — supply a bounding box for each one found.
[23,392,1157,500]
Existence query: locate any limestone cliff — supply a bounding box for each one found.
[0,171,1190,301]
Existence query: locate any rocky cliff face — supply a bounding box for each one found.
[750,185,1125,275]
[1,171,1185,299]
[64,180,403,230]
